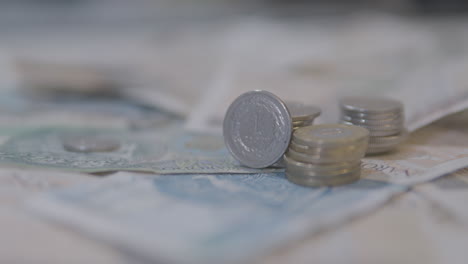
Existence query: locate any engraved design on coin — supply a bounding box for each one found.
[223,91,292,168]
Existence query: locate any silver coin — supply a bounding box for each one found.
[286,102,321,121]
[293,119,314,126]
[366,145,399,155]
[340,96,403,115]
[343,121,403,132]
[287,146,366,164]
[223,90,293,168]
[341,115,404,126]
[368,130,408,147]
[340,121,402,137]
[286,163,360,178]
[341,110,403,120]
[63,135,120,153]
[292,120,314,130]
[293,124,369,148]
[284,154,361,173]
[289,140,368,158]
[286,167,361,187]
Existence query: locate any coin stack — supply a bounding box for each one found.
[284,124,369,187]
[287,102,321,130]
[340,97,407,155]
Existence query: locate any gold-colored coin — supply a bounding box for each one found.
[293,124,369,148]
[286,167,361,187]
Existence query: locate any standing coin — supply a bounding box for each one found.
[223,90,292,168]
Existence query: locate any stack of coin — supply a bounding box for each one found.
[285,124,369,187]
[340,97,407,155]
[287,102,321,130]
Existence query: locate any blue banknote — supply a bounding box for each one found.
[0,90,175,135]
[29,172,407,264]
[0,128,276,174]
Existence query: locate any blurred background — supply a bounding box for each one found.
[1,0,467,112]
[1,0,468,130]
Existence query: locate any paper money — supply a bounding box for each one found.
[1,116,467,179]
[0,167,127,263]
[186,16,468,134]
[25,133,468,264]
[0,167,97,206]
[0,207,127,264]
[257,188,468,264]
[1,125,466,179]
[416,168,468,223]
[0,127,273,174]
[0,91,173,135]
[28,171,406,264]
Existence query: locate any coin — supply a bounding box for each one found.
[289,140,368,157]
[342,111,403,120]
[63,135,120,153]
[340,121,403,131]
[293,120,314,127]
[340,121,401,137]
[287,146,366,164]
[292,120,314,130]
[368,130,408,147]
[286,102,321,121]
[366,145,399,155]
[286,163,360,178]
[293,124,369,148]
[286,167,360,187]
[284,154,361,173]
[340,96,403,115]
[341,115,404,126]
[223,90,293,168]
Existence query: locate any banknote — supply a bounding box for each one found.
[0,167,96,206]
[0,167,127,263]
[0,207,128,264]
[28,171,407,264]
[25,115,468,263]
[0,90,173,136]
[257,186,468,264]
[416,168,468,224]
[186,16,468,134]
[0,127,273,174]
[1,123,467,178]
